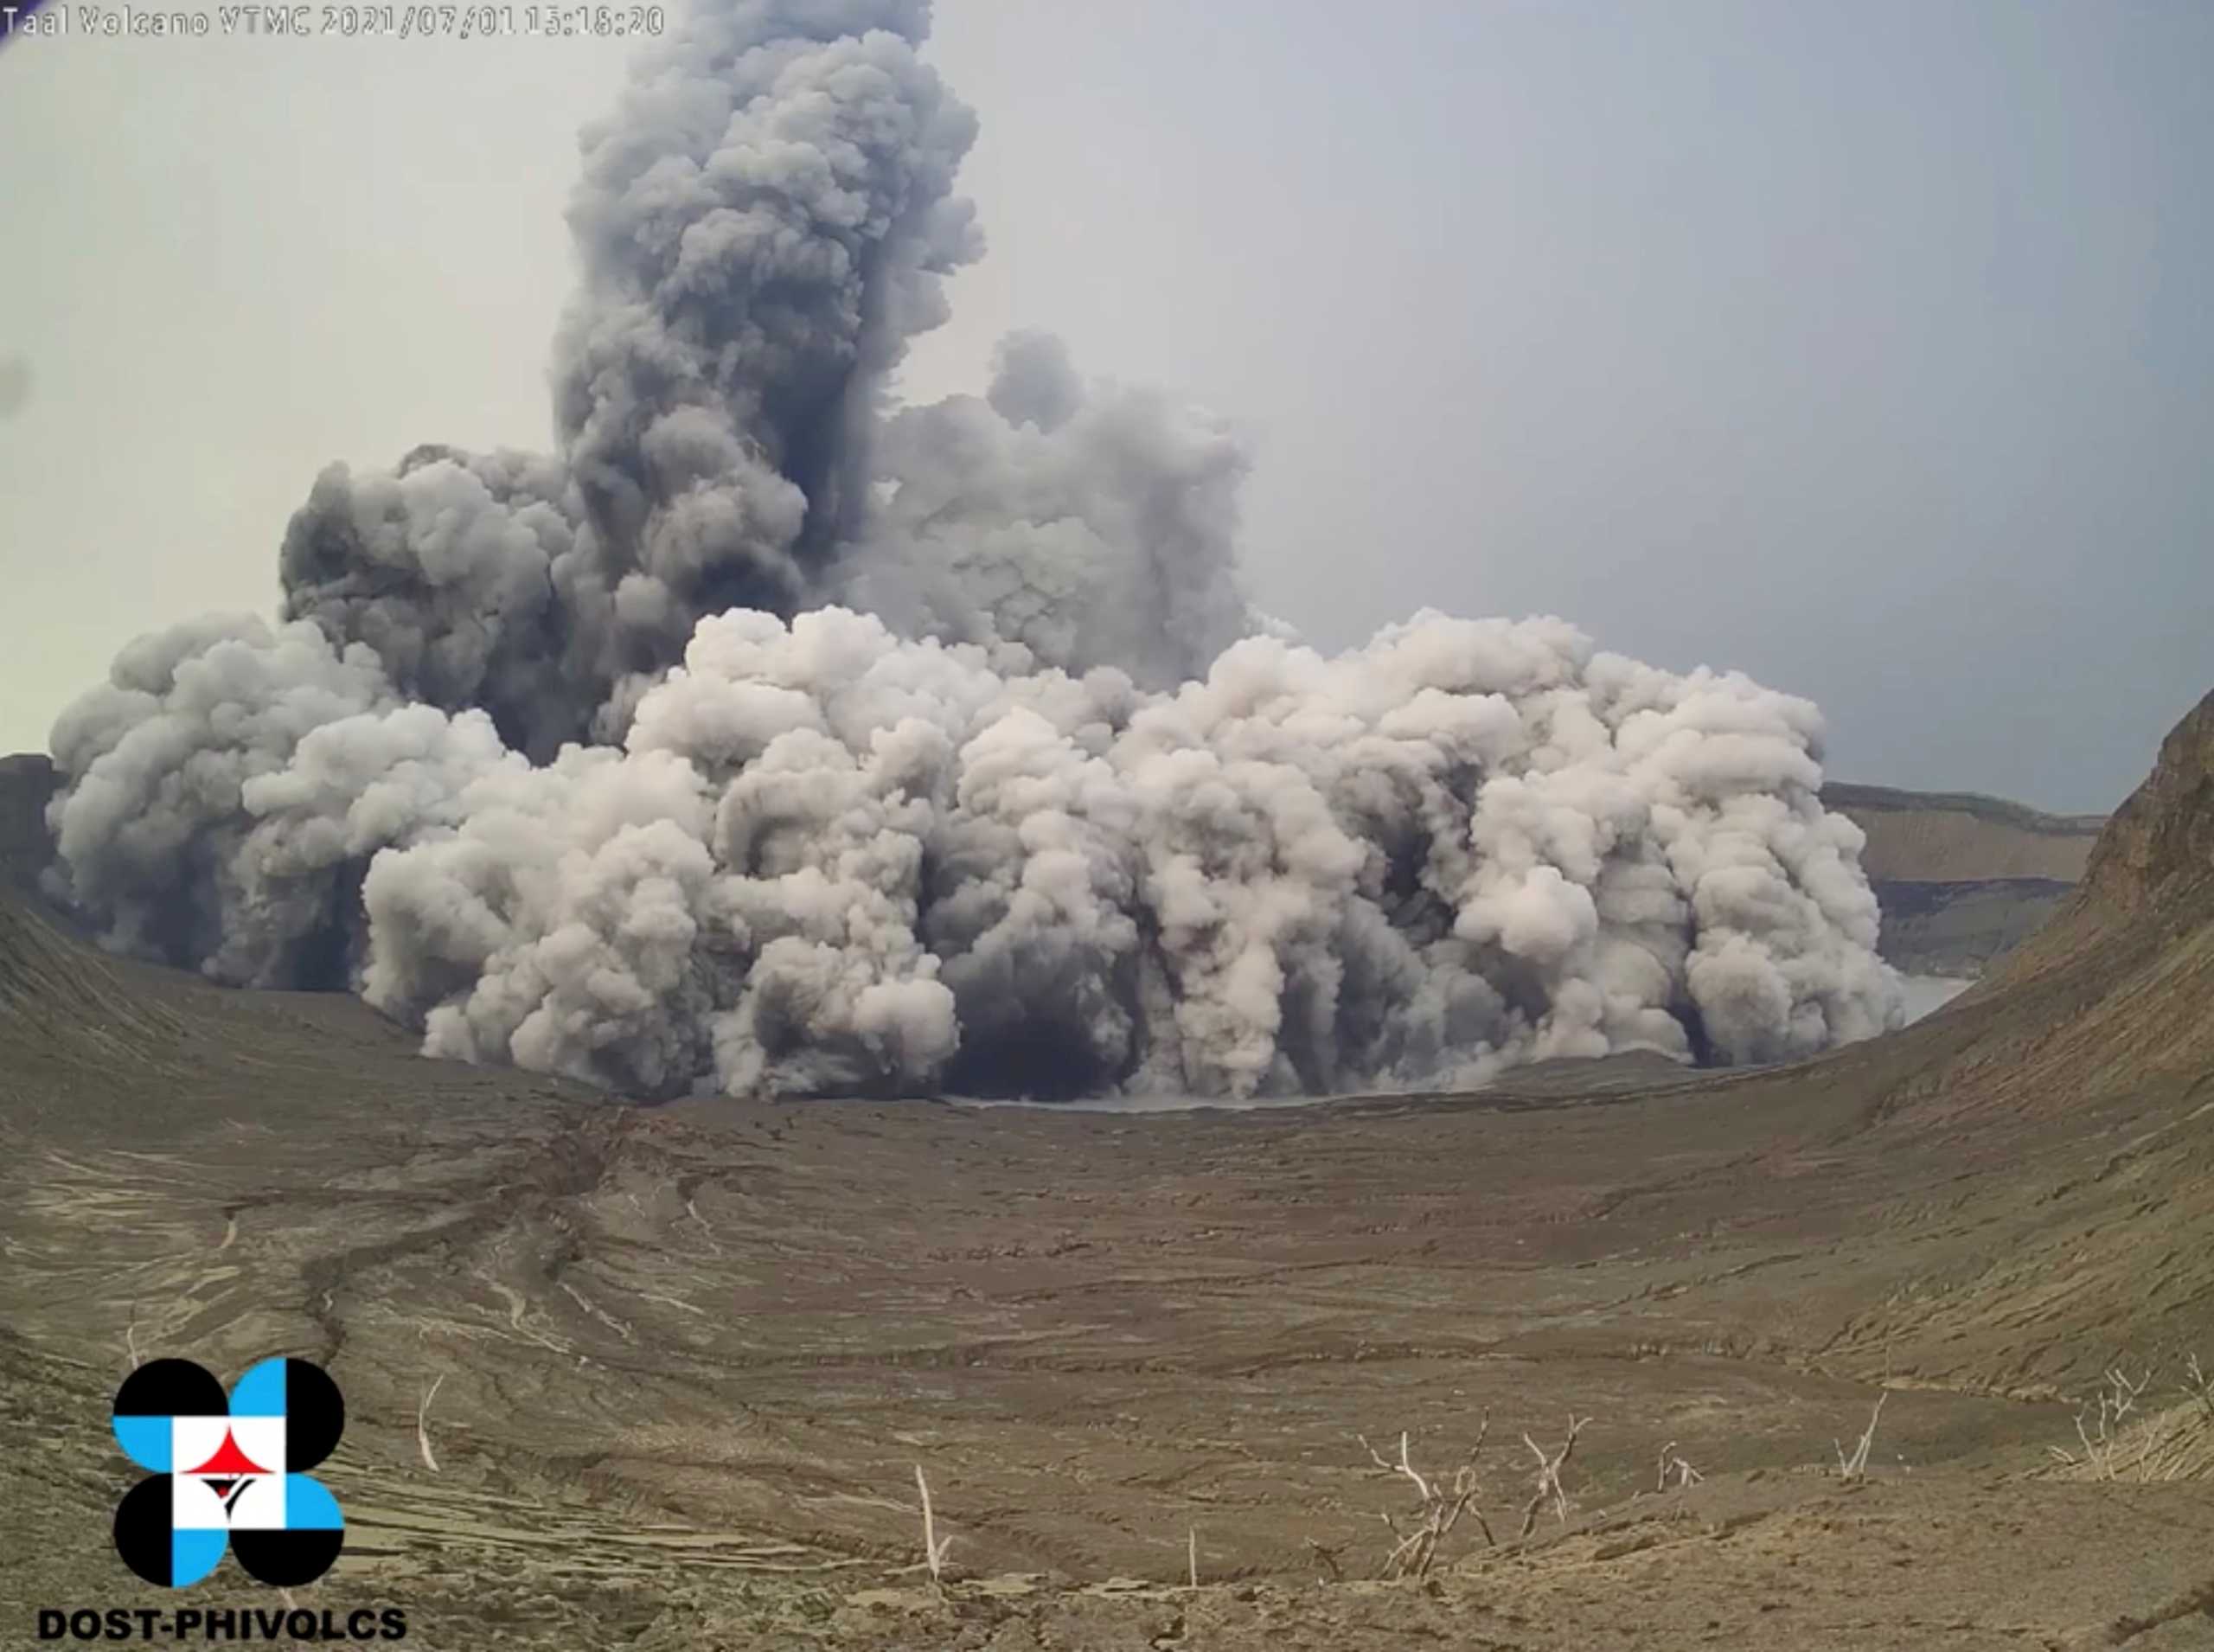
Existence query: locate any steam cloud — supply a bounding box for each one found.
[42,0,1901,1101]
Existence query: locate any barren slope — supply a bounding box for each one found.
[2,701,2211,1648]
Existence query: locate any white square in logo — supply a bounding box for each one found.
[170,1417,230,1476]
[229,1416,289,1476]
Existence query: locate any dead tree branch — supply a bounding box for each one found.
[1357,1413,1494,1580]
[416,1373,445,1473]
[914,1465,953,1597]
[1518,1415,1590,1539]
[1654,1440,1704,1492]
[1835,1393,1887,1481]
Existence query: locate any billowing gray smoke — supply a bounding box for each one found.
[42,0,1902,1101]
[278,0,984,759]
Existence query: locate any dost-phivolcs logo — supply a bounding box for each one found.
[110,1358,346,1588]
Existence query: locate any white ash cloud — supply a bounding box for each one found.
[48,606,1897,1098]
[40,0,1901,1100]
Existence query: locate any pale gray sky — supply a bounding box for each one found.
[3,1,2207,812]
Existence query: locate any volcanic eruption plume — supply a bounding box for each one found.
[42,0,1901,1101]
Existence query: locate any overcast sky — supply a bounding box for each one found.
[2,1,2207,812]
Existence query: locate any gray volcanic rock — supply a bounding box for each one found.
[2075,687,2214,915]
[1864,874,2076,976]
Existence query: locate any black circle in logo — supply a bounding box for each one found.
[232,1525,348,1589]
[114,1358,227,1419]
[276,1358,345,1471]
[112,1476,179,1587]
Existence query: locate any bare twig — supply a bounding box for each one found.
[2075,1409,2112,1481]
[1357,1414,1494,1579]
[2069,1367,2149,1481]
[1361,1430,1432,1503]
[2045,1354,2214,1485]
[2106,1366,2149,1431]
[1519,1415,1590,1538]
[1834,1393,1886,1481]
[914,1465,952,1596]
[1187,1527,1199,1590]
[1655,1440,1704,1492]
[416,1374,445,1473]
[1306,1538,1345,1582]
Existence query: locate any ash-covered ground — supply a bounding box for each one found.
[3,692,2212,1648]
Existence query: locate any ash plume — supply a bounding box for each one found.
[280,0,982,758]
[42,0,1902,1101]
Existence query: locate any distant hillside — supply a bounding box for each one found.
[1819,780,2108,976]
[1820,781,2105,883]
[1856,875,2075,978]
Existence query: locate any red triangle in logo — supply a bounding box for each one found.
[188,1428,270,1479]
